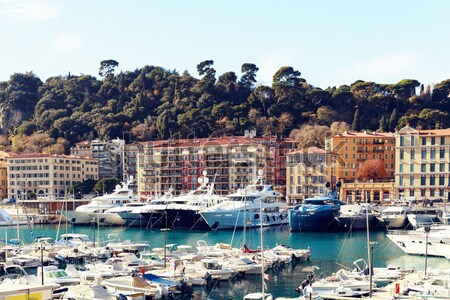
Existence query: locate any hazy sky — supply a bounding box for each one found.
[1,0,449,88]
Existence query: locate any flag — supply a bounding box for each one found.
[173,262,177,270]
[263,281,268,290]
[264,273,270,280]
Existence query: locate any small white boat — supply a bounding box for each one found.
[37,265,80,286]
[243,292,273,300]
[105,234,150,253]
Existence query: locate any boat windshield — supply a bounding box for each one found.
[47,270,68,278]
[204,261,221,270]
[229,196,256,202]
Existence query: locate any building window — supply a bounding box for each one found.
[421,149,427,159]
[410,164,414,172]
[400,151,404,160]
[440,136,445,145]
[440,149,445,159]
[421,164,426,172]
[399,176,403,186]
[411,136,415,146]
[411,150,415,160]
[430,164,435,172]
[430,175,435,186]
[399,164,403,173]
[421,189,426,197]
[431,149,436,159]
[409,175,414,186]
[439,175,445,186]
[422,137,426,145]
[420,176,426,186]
[400,136,404,146]
[439,189,444,197]
[430,189,435,197]
[440,163,445,172]
[431,137,436,145]
[410,189,415,197]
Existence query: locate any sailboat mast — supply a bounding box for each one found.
[260,187,265,296]
[243,186,246,249]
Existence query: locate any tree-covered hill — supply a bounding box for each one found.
[0,60,449,154]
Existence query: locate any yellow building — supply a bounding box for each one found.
[325,131,395,183]
[6,153,98,203]
[0,151,17,200]
[395,125,450,201]
[286,147,328,204]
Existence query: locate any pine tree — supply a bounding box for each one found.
[351,109,360,131]
[378,115,386,132]
[389,108,398,132]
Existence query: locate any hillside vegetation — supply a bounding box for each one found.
[0,60,449,153]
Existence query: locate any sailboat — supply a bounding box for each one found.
[243,170,274,300]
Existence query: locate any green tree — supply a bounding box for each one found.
[94,178,121,194]
[351,109,361,131]
[240,63,259,88]
[99,59,119,77]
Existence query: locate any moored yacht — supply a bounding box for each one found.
[406,206,441,228]
[163,172,226,230]
[289,184,345,232]
[334,203,380,231]
[62,177,140,225]
[199,170,288,230]
[118,188,175,227]
[377,202,412,229]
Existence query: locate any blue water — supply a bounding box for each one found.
[3,224,450,299]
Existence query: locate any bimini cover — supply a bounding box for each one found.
[142,274,178,287]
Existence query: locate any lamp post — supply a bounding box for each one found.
[424,225,431,276]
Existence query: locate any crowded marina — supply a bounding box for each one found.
[0,172,449,300]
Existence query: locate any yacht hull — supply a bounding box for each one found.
[165,209,210,230]
[118,212,147,227]
[61,210,92,225]
[289,209,339,232]
[140,211,168,229]
[335,215,380,231]
[200,210,288,230]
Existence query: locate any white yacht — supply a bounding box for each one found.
[377,203,412,229]
[102,202,149,226]
[62,177,140,225]
[118,188,175,227]
[199,170,288,230]
[147,172,226,230]
[387,225,450,257]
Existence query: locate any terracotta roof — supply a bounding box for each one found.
[5,153,95,160]
[288,147,326,155]
[140,136,296,148]
[334,131,394,138]
[419,129,450,136]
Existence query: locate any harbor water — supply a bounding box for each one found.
[3,224,450,299]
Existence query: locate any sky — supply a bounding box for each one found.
[0,0,449,88]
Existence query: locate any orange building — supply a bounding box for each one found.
[325,131,396,184]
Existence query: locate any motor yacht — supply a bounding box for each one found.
[199,170,288,230]
[62,177,140,225]
[288,188,345,232]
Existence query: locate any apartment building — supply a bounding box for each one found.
[286,147,327,204]
[6,153,98,203]
[0,151,16,199]
[71,138,124,180]
[395,125,450,201]
[136,134,297,197]
[123,142,142,183]
[325,131,396,182]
